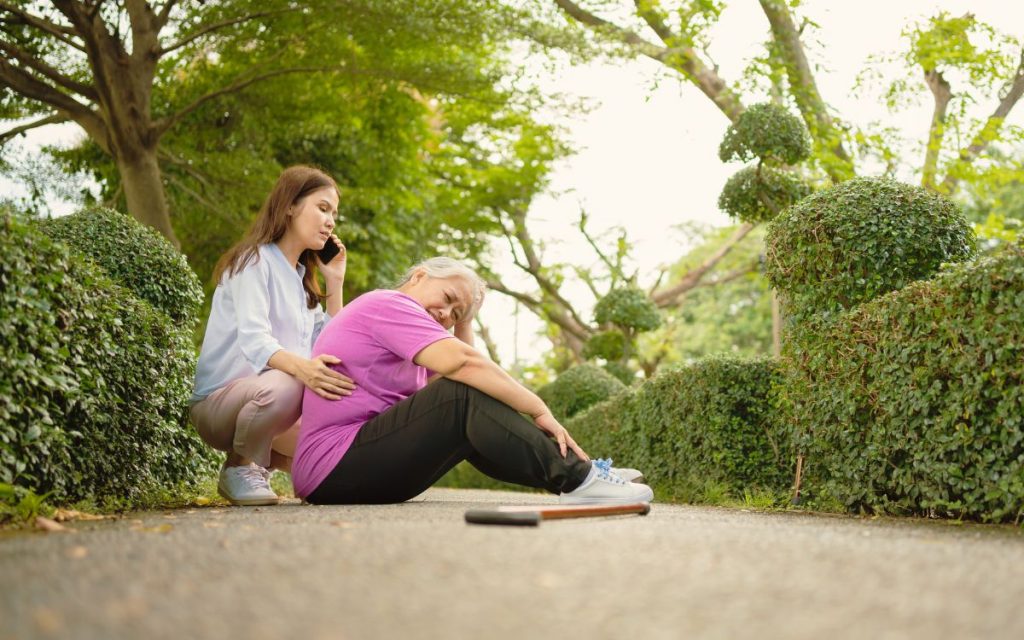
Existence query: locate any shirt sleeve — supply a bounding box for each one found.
[227,259,285,373]
[369,294,454,361]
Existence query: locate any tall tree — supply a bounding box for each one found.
[0,0,531,245]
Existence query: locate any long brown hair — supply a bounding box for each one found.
[213,165,339,309]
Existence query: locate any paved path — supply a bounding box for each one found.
[3,488,1023,640]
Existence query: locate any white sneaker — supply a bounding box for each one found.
[560,461,654,505]
[218,463,279,506]
[594,458,645,484]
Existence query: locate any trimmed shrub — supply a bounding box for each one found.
[567,356,790,502]
[765,177,976,319]
[780,246,1024,522]
[593,287,661,332]
[0,213,215,505]
[583,330,627,361]
[718,102,812,166]
[718,165,812,224]
[537,364,627,422]
[778,246,1024,522]
[602,361,637,386]
[39,206,204,327]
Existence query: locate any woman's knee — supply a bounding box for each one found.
[251,370,304,421]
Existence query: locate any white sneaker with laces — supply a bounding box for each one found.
[218,463,279,506]
[559,460,654,505]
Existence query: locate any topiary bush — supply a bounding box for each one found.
[718,165,812,224]
[719,102,812,166]
[39,206,204,327]
[593,287,661,332]
[582,330,627,361]
[567,356,790,502]
[780,246,1024,522]
[0,212,216,505]
[765,177,976,320]
[537,364,627,422]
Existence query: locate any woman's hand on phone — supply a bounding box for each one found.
[299,354,356,400]
[318,236,347,283]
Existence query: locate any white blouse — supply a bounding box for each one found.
[190,243,329,403]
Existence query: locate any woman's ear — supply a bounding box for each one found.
[409,268,427,285]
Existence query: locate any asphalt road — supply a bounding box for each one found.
[3,488,1023,640]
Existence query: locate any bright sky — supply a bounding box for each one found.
[2,1,1022,367]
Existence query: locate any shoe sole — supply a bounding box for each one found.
[217,486,280,507]
[559,496,653,506]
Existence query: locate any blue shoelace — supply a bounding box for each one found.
[593,458,614,474]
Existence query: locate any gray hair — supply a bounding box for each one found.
[398,257,487,314]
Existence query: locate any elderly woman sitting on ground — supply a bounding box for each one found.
[291,257,653,506]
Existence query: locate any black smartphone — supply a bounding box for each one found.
[318,238,341,264]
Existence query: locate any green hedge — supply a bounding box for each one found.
[536,364,627,422]
[39,207,204,326]
[780,246,1024,521]
[765,177,976,319]
[566,356,790,502]
[0,213,215,505]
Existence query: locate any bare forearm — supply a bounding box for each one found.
[267,349,305,376]
[325,278,344,316]
[454,321,474,347]
[445,355,547,417]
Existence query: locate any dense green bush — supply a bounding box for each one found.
[765,177,976,319]
[718,165,812,224]
[537,364,627,422]
[593,287,661,332]
[0,213,215,505]
[718,103,812,166]
[567,356,790,501]
[39,206,204,327]
[582,330,627,361]
[780,246,1024,522]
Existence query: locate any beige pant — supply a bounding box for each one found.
[189,369,303,468]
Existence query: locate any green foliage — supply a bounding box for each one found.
[640,224,773,365]
[718,102,812,165]
[718,165,812,224]
[0,482,53,526]
[537,364,627,422]
[602,361,637,386]
[39,207,203,327]
[780,246,1024,522]
[0,213,217,505]
[765,177,976,318]
[567,356,790,502]
[593,287,662,332]
[583,330,627,361]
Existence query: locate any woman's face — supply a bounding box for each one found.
[402,272,475,330]
[286,186,338,250]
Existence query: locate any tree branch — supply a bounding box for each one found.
[156,0,179,27]
[577,209,622,283]
[651,223,756,308]
[554,0,744,121]
[153,64,338,138]
[939,48,1024,194]
[0,113,68,145]
[0,40,98,100]
[473,317,502,366]
[758,0,852,180]
[0,58,108,152]
[921,68,951,190]
[158,8,293,55]
[0,1,83,52]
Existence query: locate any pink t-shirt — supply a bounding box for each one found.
[292,289,454,498]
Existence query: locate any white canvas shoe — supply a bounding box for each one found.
[218,463,279,506]
[559,461,654,505]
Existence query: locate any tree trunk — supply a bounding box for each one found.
[116,148,179,247]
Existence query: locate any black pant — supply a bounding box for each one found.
[306,379,592,504]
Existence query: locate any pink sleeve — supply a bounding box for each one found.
[367,293,454,361]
